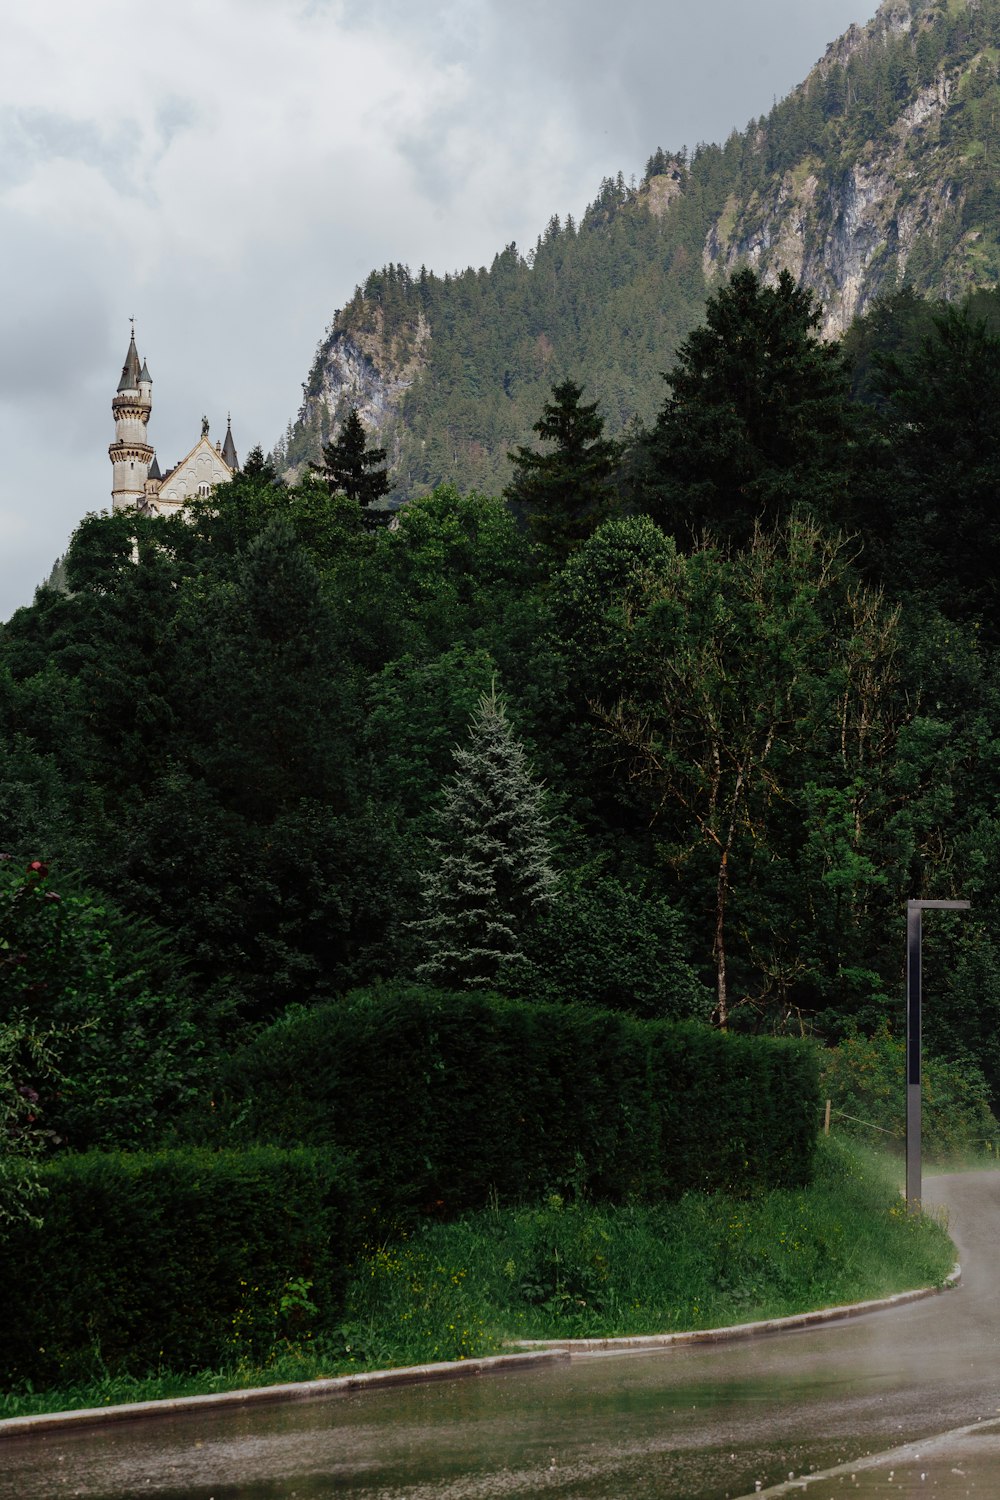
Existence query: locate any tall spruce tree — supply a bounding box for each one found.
[505,379,620,563]
[313,408,392,525]
[641,268,851,547]
[413,685,557,990]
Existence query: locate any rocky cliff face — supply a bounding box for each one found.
[282,304,430,475]
[285,0,1000,479]
[704,102,959,334]
[704,0,985,333]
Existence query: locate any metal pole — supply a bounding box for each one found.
[905,899,970,1213]
[905,902,922,1210]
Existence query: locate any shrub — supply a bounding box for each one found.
[0,1146,356,1387]
[819,1024,1000,1158]
[0,857,204,1150]
[651,1023,820,1193]
[213,985,819,1216]
[514,874,712,1021]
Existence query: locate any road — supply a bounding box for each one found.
[3,1170,1000,1499]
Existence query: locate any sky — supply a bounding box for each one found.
[0,0,875,621]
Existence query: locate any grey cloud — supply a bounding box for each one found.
[0,107,150,195]
[376,0,872,234]
[0,216,112,403]
[478,0,873,161]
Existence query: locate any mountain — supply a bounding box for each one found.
[278,0,1000,500]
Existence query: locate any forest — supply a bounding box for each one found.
[3,266,1000,1182]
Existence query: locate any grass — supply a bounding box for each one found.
[0,1138,957,1421]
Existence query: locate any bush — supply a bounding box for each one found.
[0,1146,356,1387]
[514,874,712,1021]
[819,1024,1000,1158]
[212,985,819,1217]
[0,857,204,1150]
[651,1023,820,1192]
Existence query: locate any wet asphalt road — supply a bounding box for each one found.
[4,1170,1000,1500]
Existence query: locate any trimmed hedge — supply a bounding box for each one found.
[213,985,819,1216]
[650,1024,820,1194]
[0,1146,355,1387]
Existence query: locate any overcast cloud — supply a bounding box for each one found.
[0,0,871,620]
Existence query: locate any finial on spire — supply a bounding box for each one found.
[221,412,239,471]
[117,324,143,393]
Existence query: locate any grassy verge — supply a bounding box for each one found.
[0,1138,956,1420]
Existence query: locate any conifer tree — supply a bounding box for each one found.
[504,379,620,563]
[641,268,851,547]
[413,685,557,991]
[313,408,391,525]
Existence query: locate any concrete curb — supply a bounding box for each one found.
[0,1350,571,1440]
[0,1265,959,1440]
[512,1262,962,1353]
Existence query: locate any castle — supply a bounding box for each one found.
[109,328,239,515]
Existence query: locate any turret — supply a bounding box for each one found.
[109,328,154,511]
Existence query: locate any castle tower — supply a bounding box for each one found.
[109,328,154,511]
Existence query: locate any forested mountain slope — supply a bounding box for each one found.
[278,0,1000,497]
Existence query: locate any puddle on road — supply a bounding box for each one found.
[0,1357,917,1500]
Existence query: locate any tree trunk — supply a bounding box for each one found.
[713,849,729,1028]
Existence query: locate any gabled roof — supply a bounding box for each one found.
[157,433,237,497]
[117,334,142,393]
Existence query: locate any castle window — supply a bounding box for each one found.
[198,483,211,496]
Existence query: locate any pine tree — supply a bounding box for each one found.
[413,686,557,991]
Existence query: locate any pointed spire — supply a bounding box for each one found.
[221,413,238,471]
[117,331,142,393]
[148,453,162,481]
[139,359,152,384]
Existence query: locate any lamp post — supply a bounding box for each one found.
[906,899,970,1211]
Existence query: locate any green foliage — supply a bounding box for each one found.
[214,985,819,1215]
[641,268,852,545]
[0,1146,356,1387]
[412,686,557,990]
[0,1139,954,1414]
[514,873,712,1021]
[0,858,203,1151]
[323,1137,954,1358]
[0,1012,62,1229]
[560,518,903,1029]
[376,486,531,656]
[284,145,738,496]
[648,1021,819,1194]
[312,407,392,526]
[364,645,499,828]
[505,379,621,562]
[819,1025,1000,1159]
[862,303,1000,635]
